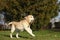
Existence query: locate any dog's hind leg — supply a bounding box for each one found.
[10,25,15,38]
[16,30,19,38]
[24,26,35,37]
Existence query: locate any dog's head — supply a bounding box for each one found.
[24,15,34,23]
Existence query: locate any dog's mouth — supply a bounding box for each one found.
[30,20,34,23]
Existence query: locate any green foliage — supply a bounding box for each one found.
[0,0,58,30]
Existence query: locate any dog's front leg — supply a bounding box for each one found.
[24,26,35,37]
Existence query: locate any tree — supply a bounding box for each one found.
[0,0,58,30]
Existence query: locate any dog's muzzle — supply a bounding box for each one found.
[31,19,34,23]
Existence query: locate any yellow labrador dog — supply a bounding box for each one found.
[8,15,35,38]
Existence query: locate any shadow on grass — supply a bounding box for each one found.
[19,36,33,39]
[1,34,33,39]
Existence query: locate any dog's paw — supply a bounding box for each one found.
[32,34,35,37]
[33,35,35,37]
[10,36,13,38]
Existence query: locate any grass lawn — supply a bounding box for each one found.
[0,30,60,40]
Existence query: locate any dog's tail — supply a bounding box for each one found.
[6,22,13,27]
[8,22,13,26]
[5,22,13,28]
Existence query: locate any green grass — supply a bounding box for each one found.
[0,30,60,40]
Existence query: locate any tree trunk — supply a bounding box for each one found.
[41,26,48,30]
